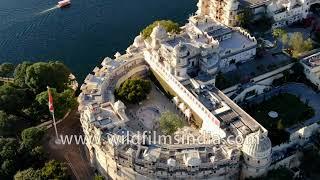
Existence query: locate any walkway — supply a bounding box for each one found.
[246,83,320,133]
[43,110,94,180]
[0,76,14,83]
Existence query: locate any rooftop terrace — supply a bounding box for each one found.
[221,52,292,87]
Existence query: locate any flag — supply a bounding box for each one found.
[47,87,54,114]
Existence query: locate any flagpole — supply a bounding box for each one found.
[52,111,60,142]
[47,86,61,144]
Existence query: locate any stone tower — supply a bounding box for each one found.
[241,130,272,179]
[197,0,240,27]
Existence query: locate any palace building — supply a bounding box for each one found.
[197,0,316,28]
[78,0,320,179]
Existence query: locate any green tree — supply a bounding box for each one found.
[40,160,69,180]
[13,62,33,88]
[115,79,152,104]
[141,20,180,39]
[0,138,19,179]
[288,32,313,57]
[22,102,48,123]
[14,168,41,180]
[215,71,231,90]
[159,112,184,135]
[281,33,289,49]
[0,63,15,77]
[19,145,47,170]
[36,88,77,119]
[1,160,15,178]
[272,28,287,39]
[236,8,252,28]
[21,127,45,150]
[0,111,24,137]
[304,38,313,52]
[25,61,71,93]
[0,84,32,114]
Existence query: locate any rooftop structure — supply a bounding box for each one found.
[301,51,320,89]
[198,0,313,29]
[77,0,320,179]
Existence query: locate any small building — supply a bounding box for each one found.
[300,51,320,90]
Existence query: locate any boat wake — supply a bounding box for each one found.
[39,6,59,14]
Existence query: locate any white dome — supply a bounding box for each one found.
[133,35,145,47]
[242,130,271,159]
[114,100,126,112]
[151,24,168,40]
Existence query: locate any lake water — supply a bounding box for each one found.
[0,0,196,80]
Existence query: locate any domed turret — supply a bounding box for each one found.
[241,130,272,178]
[174,42,189,58]
[151,24,168,40]
[133,34,145,47]
[114,100,126,113]
[242,130,271,159]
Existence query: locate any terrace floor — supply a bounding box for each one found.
[244,83,320,133]
[219,52,292,89]
[125,83,180,132]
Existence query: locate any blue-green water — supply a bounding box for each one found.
[0,0,196,80]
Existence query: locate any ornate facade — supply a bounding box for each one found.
[197,0,318,28]
[77,1,319,179]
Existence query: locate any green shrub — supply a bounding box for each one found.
[141,20,180,39]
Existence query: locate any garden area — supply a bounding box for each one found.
[244,93,315,145]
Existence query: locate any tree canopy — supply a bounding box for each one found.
[115,79,152,104]
[21,127,45,150]
[159,112,184,135]
[141,20,180,39]
[14,160,69,180]
[0,63,15,77]
[0,84,32,114]
[40,160,69,180]
[0,138,19,179]
[272,28,287,39]
[14,168,41,180]
[0,111,24,137]
[24,61,71,93]
[236,8,253,29]
[0,60,75,179]
[36,88,78,119]
[13,62,33,88]
[288,32,313,58]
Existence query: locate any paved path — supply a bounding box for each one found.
[245,83,320,133]
[43,110,94,180]
[0,77,14,82]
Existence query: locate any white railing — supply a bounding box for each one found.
[144,51,221,129]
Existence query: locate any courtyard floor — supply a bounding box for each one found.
[244,83,320,133]
[125,83,180,132]
[245,93,314,130]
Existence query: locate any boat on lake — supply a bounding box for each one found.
[57,0,71,8]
